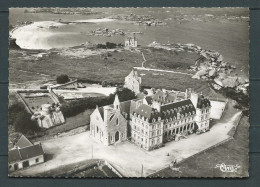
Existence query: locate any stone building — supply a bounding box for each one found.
[8,135,45,172]
[125,35,137,47]
[90,89,211,151]
[31,103,65,128]
[90,95,128,145]
[124,69,142,95]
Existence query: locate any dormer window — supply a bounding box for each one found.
[158,117,161,121]
[152,118,156,122]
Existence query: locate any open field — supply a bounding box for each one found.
[150,115,249,178]
[138,69,210,92]
[9,47,209,92]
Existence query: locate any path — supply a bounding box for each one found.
[134,67,193,76]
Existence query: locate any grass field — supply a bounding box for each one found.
[9,47,207,93]
[150,116,249,178]
[138,69,210,92]
[31,109,93,142]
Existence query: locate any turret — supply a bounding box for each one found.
[113,94,120,111]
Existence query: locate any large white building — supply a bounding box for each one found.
[90,88,211,151]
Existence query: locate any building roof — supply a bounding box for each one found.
[152,90,176,104]
[133,99,196,123]
[8,143,44,163]
[51,80,78,89]
[8,149,22,163]
[19,144,44,160]
[16,135,33,149]
[196,95,211,109]
[161,99,196,119]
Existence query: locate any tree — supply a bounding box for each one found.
[56,74,70,84]
[116,88,137,102]
[102,80,108,87]
[11,108,39,134]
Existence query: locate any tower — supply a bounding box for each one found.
[113,94,120,111]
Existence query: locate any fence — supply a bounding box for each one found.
[15,91,33,114]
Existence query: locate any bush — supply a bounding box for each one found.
[102,80,108,87]
[9,103,40,135]
[56,74,70,84]
[222,87,249,108]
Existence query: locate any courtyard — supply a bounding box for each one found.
[12,102,242,177]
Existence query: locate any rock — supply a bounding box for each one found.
[192,69,208,79]
[208,69,217,77]
[222,76,239,88]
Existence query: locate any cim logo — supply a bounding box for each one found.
[215,163,240,173]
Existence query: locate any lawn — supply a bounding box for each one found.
[9,46,208,92]
[18,92,55,113]
[31,109,94,142]
[138,69,210,92]
[149,116,249,178]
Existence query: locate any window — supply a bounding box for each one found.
[9,165,12,169]
[116,118,119,125]
[109,114,115,121]
[36,158,39,163]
